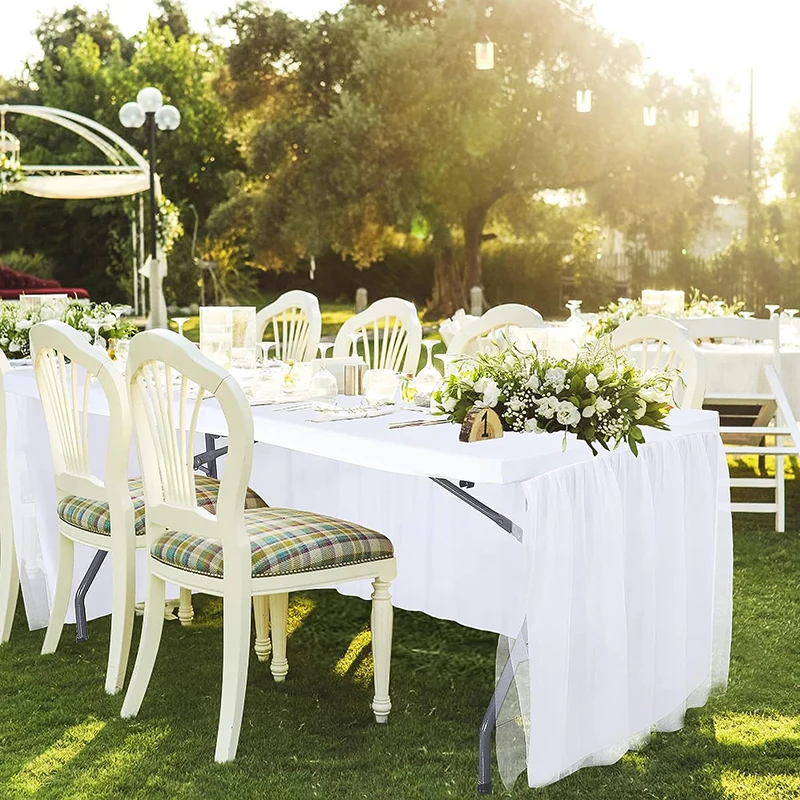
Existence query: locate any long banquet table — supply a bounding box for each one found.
[3,367,732,790]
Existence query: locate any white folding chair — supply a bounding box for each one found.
[446,304,544,356]
[0,350,19,644]
[121,330,396,762]
[255,290,321,362]
[682,316,799,532]
[333,297,422,373]
[611,316,706,409]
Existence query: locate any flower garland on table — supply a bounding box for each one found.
[0,300,136,358]
[588,290,745,338]
[0,154,25,195]
[431,341,675,456]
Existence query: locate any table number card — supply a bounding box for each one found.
[459,407,504,442]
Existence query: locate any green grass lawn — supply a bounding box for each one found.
[1,475,799,799]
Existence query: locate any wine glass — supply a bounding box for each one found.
[739,311,754,319]
[362,369,399,405]
[765,304,780,319]
[310,343,338,401]
[413,340,442,407]
[348,331,363,360]
[172,316,191,338]
[435,353,459,378]
[785,308,799,321]
[565,300,582,325]
[87,318,105,351]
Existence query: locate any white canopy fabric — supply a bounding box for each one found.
[19,174,150,200]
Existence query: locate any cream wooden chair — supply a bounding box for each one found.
[0,350,18,644]
[681,315,798,532]
[121,330,397,762]
[611,316,707,409]
[30,321,141,694]
[333,297,422,373]
[446,304,544,356]
[30,322,265,692]
[255,290,322,362]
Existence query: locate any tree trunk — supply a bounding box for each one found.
[426,243,467,320]
[463,205,489,293]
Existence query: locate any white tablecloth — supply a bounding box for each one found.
[700,343,800,417]
[3,368,732,788]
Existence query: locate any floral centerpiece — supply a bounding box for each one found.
[0,300,136,358]
[431,341,674,456]
[588,289,745,338]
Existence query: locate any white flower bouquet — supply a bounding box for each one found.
[431,341,675,456]
[0,300,136,358]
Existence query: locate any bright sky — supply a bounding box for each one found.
[1,1,797,147]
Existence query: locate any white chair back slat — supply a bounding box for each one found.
[127,330,254,551]
[333,297,422,373]
[256,291,321,362]
[30,321,131,505]
[447,304,545,356]
[611,316,707,409]
[0,349,18,643]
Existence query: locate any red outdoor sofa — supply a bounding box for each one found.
[0,264,89,300]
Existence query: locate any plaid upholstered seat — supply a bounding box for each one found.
[151,507,394,578]
[57,476,267,537]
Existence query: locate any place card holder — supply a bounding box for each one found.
[459,407,504,443]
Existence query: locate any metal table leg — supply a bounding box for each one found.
[429,478,525,795]
[75,550,108,642]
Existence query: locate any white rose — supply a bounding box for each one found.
[598,366,614,381]
[525,374,540,391]
[634,399,647,419]
[524,417,543,433]
[9,341,20,353]
[100,313,117,331]
[15,319,33,331]
[582,404,596,418]
[475,379,500,408]
[544,367,567,391]
[443,395,458,412]
[556,400,581,427]
[595,397,612,414]
[585,373,598,392]
[0,337,8,346]
[639,386,659,403]
[535,396,560,419]
[507,396,525,412]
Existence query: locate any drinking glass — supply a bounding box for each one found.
[413,339,442,407]
[87,318,106,351]
[739,311,754,319]
[114,337,130,367]
[172,316,191,337]
[435,353,459,379]
[765,304,780,318]
[565,300,582,325]
[362,369,398,405]
[348,331,363,360]
[200,307,232,369]
[785,309,799,321]
[310,343,338,400]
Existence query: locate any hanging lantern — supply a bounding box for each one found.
[687,109,700,128]
[576,89,592,113]
[475,39,495,70]
[643,106,657,127]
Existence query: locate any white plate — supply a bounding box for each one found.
[9,357,33,367]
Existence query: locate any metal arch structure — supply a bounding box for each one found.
[0,103,166,327]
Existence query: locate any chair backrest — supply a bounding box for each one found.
[333,297,422,373]
[680,316,781,373]
[255,290,321,362]
[611,316,707,409]
[446,304,544,356]
[30,321,131,517]
[127,330,254,566]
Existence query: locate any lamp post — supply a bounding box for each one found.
[119,87,180,329]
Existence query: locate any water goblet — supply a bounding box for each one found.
[362,369,399,405]
[310,343,338,401]
[87,318,106,351]
[413,339,442,407]
[739,311,754,319]
[765,304,780,319]
[348,331,363,360]
[435,353,459,379]
[565,300,582,325]
[172,316,191,338]
[785,309,799,321]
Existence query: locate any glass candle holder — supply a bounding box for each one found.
[200,306,233,370]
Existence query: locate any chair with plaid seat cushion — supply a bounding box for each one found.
[121,330,396,762]
[57,476,267,537]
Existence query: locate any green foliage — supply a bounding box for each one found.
[0,249,56,279]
